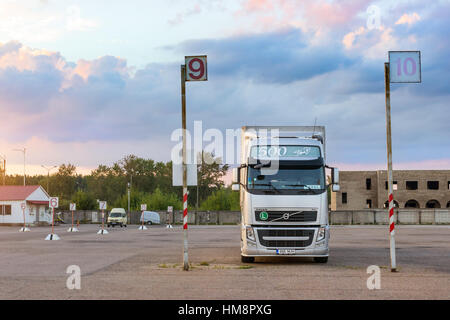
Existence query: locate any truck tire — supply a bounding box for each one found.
[241,255,255,263]
[313,257,328,263]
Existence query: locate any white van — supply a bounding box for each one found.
[107,208,127,227]
[140,211,161,225]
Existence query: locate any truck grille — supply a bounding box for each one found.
[255,210,317,222]
[257,229,315,248]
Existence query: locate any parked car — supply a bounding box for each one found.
[140,211,161,225]
[107,208,127,227]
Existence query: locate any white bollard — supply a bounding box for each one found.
[45,233,60,240]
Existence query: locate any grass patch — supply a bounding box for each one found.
[158,263,168,268]
[238,265,253,269]
[199,261,210,266]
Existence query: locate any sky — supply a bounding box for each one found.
[0,0,449,176]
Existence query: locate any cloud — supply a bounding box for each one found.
[175,29,354,84]
[168,4,202,26]
[342,26,366,49]
[395,12,421,26]
[235,0,373,36]
[1,0,449,173]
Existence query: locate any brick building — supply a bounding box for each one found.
[331,170,450,210]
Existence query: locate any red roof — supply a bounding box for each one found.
[0,186,42,201]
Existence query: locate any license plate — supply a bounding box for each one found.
[276,249,296,255]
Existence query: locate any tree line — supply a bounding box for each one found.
[2,153,239,211]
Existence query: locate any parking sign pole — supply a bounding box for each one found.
[384,62,397,272]
[181,64,189,271]
[51,207,55,235]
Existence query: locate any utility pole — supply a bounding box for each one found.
[41,165,57,194]
[127,176,132,224]
[13,148,26,186]
[384,62,397,272]
[0,154,5,186]
[178,55,207,271]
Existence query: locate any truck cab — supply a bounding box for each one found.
[232,126,339,263]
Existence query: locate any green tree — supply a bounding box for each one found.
[71,191,97,210]
[200,188,239,211]
[51,164,77,208]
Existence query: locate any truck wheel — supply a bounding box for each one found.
[313,257,328,263]
[241,255,255,263]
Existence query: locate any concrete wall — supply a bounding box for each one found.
[47,209,450,226]
[331,209,450,225]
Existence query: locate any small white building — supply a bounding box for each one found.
[0,185,52,225]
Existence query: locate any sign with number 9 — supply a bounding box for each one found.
[185,55,207,81]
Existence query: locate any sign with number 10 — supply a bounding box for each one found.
[185,56,207,81]
[389,51,421,83]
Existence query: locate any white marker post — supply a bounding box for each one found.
[179,55,207,271]
[19,202,30,232]
[97,201,108,234]
[68,203,78,232]
[45,197,60,240]
[166,206,173,229]
[385,51,421,272]
[138,204,147,230]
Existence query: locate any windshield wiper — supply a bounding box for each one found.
[284,184,323,193]
[251,183,281,193]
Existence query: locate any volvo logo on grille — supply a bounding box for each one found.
[282,213,290,220]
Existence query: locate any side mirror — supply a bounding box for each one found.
[231,184,240,191]
[232,167,240,184]
[331,168,339,184]
[331,184,340,192]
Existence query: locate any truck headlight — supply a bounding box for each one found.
[316,227,326,242]
[246,226,256,242]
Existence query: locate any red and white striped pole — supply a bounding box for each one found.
[181,64,189,271]
[183,187,188,269]
[385,62,397,272]
[183,189,188,230]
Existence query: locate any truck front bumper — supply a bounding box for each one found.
[241,225,329,257]
[241,246,328,257]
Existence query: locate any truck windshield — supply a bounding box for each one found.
[247,166,325,195]
[110,212,122,217]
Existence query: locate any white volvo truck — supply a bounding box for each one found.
[232,126,339,263]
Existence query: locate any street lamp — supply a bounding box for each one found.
[13,148,26,186]
[127,175,133,224]
[41,165,57,194]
